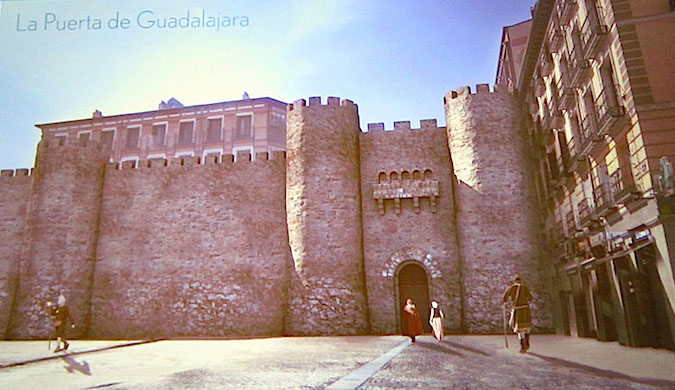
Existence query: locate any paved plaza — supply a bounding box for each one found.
[1,335,674,389]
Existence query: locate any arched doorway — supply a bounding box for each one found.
[397,262,431,333]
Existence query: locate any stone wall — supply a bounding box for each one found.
[89,153,290,338]
[0,169,32,338]
[285,97,369,335]
[445,84,552,332]
[7,140,109,339]
[359,120,462,334]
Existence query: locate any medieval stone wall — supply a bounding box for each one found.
[0,88,552,339]
[285,97,369,335]
[89,153,290,338]
[7,140,109,339]
[0,169,31,338]
[445,84,552,332]
[359,120,462,334]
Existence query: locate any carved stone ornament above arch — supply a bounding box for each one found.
[380,247,442,279]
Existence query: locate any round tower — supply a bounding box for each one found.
[7,138,109,339]
[285,96,369,335]
[444,84,548,333]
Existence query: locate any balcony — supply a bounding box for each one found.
[555,73,577,111]
[550,27,566,53]
[565,209,578,235]
[577,197,595,227]
[541,52,555,76]
[594,181,617,216]
[570,58,593,88]
[610,168,640,204]
[577,112,598,156]
[534,77,546,97]
[543,99,564,130]
[594,86,627,136]
[580,12,609,60]
[560,0,578,24]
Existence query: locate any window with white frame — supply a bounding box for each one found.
[101,129,115,150]
[235,114,253,139]
[53,134,67,146]
[206,117,223,142]
[78,131,91,145]
[152,123,166,147]
[178,121,194,145]
[125,126,140,150]
[232,146,254,161]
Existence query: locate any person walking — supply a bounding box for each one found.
[47,294,76,353]
[429,300,445,340]
[402,298,423,342]
[502,275,533,353]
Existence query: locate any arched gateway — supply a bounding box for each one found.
[395,261,431,333]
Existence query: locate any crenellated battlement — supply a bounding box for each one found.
[444,83,516,103]
[364,119,441,134]
[0,168,32,178]
[106,151,286,171]
[287,96,357,112]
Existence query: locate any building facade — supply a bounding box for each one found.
[0,89,554,340]
[512,0,675,350]
[36,96,288,164]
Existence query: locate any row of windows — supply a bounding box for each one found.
[52,115,254,151]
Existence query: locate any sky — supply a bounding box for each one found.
[0,0,536,169]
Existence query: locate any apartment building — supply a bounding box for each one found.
[36,96,288,164]
[508,0,675,349]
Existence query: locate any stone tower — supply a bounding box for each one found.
[285,96,369,334]
[7,138,109,338]
[444,84,543,333]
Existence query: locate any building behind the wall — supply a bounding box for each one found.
[511,0,675,350]
[36,96,288,165]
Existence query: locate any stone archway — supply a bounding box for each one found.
[395,261,431,333]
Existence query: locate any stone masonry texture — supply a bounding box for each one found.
[0,169,31,337]
[0,87,552,338]
[445,84,553,333]
[285,97,369,335]
[359,121,462,334]
[7,139,109,339]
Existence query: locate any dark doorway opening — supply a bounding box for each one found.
[397,262,430,333]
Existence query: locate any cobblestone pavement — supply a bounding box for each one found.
[1,335,674,389]
[362,337,675,390]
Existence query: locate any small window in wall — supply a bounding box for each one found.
[78,132,90,146]
[178,121,194,145]
[235,115,252,139]
[207,118,222,142]
[125,127,140,150]
[233,146,254,161]
[101,130,114,150]
[53,135,67,146]
[152,124,166,147]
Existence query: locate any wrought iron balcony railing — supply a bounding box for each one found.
[594,181,616,216]
[561,0,578,24]
[577,197,594,226]
[580,11,609,59]
[550,26,566,53]
[610,168,640,204]
[594,85,627,136]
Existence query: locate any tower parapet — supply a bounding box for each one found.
[7,138,110,338]
[285,96,369,334]
[445,84,548,333]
